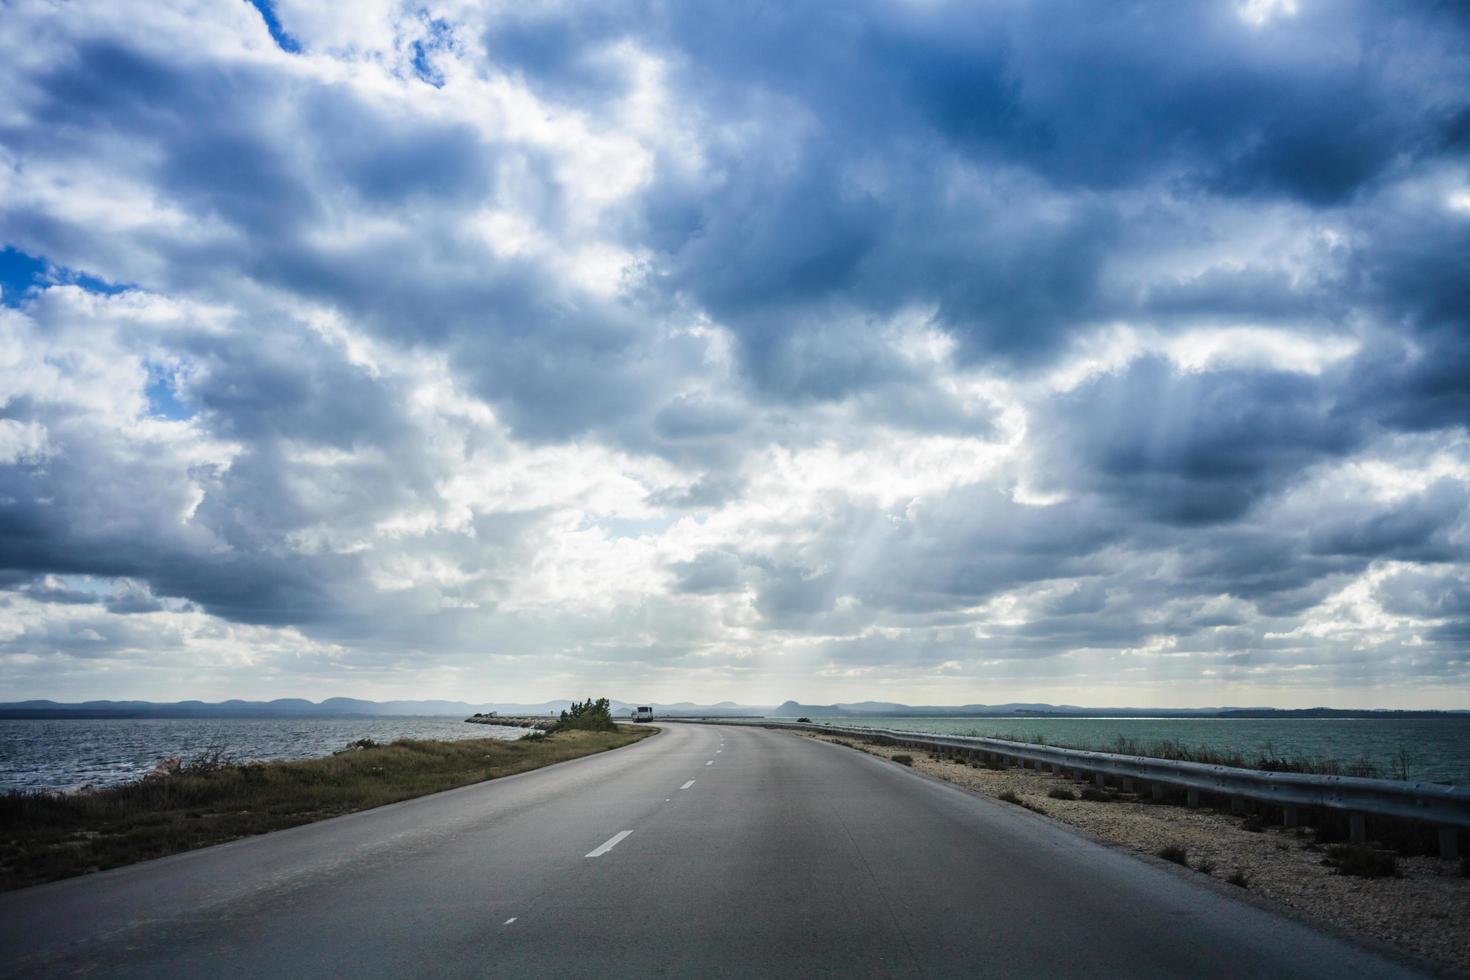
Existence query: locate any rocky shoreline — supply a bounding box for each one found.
[465,714,554,731]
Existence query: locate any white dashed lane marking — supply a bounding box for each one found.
[504,918,517,925]
[680,779,695,789]
[586,831,633,858]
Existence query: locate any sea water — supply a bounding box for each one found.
[807,716,1470,786]
[0,716,529,792]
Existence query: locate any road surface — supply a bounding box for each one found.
[0,723,1426,978]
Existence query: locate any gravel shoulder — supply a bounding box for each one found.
[800,730,1470,976]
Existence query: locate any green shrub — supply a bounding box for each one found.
[1047,787,1077,801]
[997,790,1024,805]
[1195,859,1216,875]
[1227,869,1251,888]
[1080,787,1116,803]
[1158,844,1188,865]
[796,716,812,723]
[1241,814,1265,833]
[553,697,615,733]
[176,748,240,773]
[892,754,914,766]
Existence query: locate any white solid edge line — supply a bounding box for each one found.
[586,830,633,858]
[680,779,695,789]
[705,760,713,765]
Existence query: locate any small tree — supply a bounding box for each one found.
[555,697,616,732]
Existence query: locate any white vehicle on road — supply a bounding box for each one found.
[633,706,654,722]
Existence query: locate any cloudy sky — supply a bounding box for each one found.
[1,0,1468,708]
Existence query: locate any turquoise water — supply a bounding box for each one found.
[809,716,1470,786]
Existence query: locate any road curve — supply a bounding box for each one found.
[0,723,1425,978]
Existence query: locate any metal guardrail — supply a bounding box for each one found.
[659,720,1468,857]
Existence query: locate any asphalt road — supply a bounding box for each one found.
[0,723,1427,978]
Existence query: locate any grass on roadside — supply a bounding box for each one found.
[930,729,1391,779]
[0,726,652,892]
[996,789,1047,815]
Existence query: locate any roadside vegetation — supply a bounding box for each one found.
[554,697,616,732]
[0,725,651,891]
[951,731,1400,781]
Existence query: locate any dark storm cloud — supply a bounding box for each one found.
[1305,480,1466,562]
[486,0,1470,381]
[1038,357,1362,525]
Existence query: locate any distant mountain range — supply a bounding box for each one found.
[0,698,1464,720]
[0,697,765,720]
[766,701,1467,719]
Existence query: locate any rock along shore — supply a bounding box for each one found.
[465,714,554,731]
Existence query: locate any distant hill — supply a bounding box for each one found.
[2,698,1463,721]
[765,700,1467,720]
[0,698,570,719]
[0,697,771,720]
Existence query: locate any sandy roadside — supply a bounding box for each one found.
[799,730,1470,975]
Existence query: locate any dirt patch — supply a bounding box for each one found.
[802,731,1470,975]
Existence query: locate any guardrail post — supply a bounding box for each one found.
[1151,782,1166,802]
[1094,772,1106,788]
[1186,788,1200,808]
[1283,806,1298,828]
[1121,778,1135,793]
[1350,813,1367,845]
[1231,796,1246,814]
[1440,826,1459,861]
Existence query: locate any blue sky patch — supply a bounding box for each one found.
[145,363,194,421]
[0,247,47,307]
[245,0,301,53]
